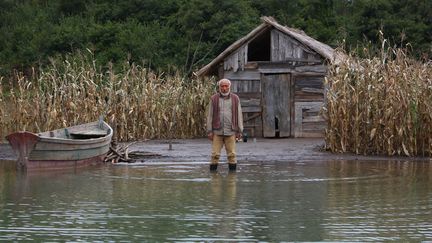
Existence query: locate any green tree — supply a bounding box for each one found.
[172,0,259,73]
[0,0,431,76]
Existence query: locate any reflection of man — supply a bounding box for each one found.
[206,79,243,172]
[210,172,237,201]
[209,173,237,236]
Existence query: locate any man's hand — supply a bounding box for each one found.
[207,132,214,141]
[236,132,242,140]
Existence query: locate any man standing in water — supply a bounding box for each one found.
[206,78,243,172]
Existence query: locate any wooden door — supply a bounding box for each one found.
[262,73,291,137]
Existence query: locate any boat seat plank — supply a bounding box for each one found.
[68,126,107,138]
[69,130,107,136]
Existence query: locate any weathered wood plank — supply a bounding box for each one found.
[271,29,318,62]
[302,115,325,123]
[262,74,275,137]
[237,92,261,99]
[302,122,327,131]
[244,62,258,69]
[244,124,260,127]
[241,98,261,107]
[278,73,291,137]
[295,65,327,73]
[233,52,239,72]
[295,75,324,85]
[260,69,326,75]
[243,112,263,137]
[300,131,324,138]
[242,106,262,113]
[224,70,260,80]
[243,113,261,122]
[259,64,325,74]
[294,76,325,102]
[301,87,324,94]
[231,80,261,93]
[260,58,322,65]
[294,101,323,137]
[224,50,239,72]
[295,76,324,93]
[295,92,324,102]
[259,67,295,73]
[239,45,247,70]
[262,73,291,137]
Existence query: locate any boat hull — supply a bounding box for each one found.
[6,121,113,171]
[24,154,108,171]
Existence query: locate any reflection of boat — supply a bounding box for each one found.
[6,120,113,171]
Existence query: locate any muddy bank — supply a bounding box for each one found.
[1,138,430,163]
[125,138,431,163]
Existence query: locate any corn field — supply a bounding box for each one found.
[0,54,214,142]
[324,46,432,156]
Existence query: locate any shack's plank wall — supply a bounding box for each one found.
[258,63,326,75]
[223,70,326,138]
[293,75,326,137]
[224,45,248,72]
[294,101,325,137]
[270,29,322,62]
[294,75,324,102]
[229,77,263,138]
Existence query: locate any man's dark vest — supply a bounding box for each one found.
[211,93,240,132]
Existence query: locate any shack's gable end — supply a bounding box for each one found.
[223,28,324,73]
[196,16,343,77]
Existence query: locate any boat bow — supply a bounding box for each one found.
[6,132,40,170]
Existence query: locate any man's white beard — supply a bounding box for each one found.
[220,89,230,96]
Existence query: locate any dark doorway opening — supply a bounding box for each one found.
[275,116,280,138]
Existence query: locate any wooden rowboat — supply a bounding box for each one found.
[6,120,113,171]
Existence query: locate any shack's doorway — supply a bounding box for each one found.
[262,73,292,137]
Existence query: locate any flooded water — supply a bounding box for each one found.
[0,159,431,242]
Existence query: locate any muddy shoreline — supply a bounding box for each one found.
[2,138,429,163]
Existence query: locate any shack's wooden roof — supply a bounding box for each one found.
[196,16,344,77]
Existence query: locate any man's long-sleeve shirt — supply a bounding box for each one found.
[206,94,243,136]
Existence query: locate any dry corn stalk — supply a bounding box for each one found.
[0,53,214,142]
[324,45,432,157]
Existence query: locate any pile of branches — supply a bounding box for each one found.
[104,142,161,163]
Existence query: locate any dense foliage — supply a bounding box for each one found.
[0,0,431,75]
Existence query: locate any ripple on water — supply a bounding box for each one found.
[1,159,431,241]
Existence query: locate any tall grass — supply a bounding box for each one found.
[0,53,214,141]
[325,44,432,156]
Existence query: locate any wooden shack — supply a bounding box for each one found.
[197,16,343,138]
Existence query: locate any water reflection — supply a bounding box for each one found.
[0,160,431,241]
[324,160,432,241]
